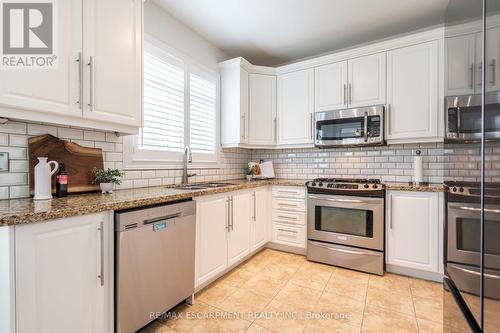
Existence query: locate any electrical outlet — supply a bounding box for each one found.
[0,152,9,172]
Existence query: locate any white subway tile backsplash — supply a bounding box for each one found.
[58,128,83,140]
[84,130,106,142]
[0,121,27,134]
[0,187,9,199]
[0,134,8,146]
[28,123,58,136]
[9,160,28,172]
[9,185,29,199]
[0,173,27,185]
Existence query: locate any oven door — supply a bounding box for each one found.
[307,193,384,251]
[315,106,383,147]
[447,202,500,270]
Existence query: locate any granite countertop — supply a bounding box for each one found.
[0,179,307,226]
[0,178,444,226]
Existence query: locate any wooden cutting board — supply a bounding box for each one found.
[28,134,104,195]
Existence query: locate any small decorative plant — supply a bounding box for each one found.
[91,167,124,193]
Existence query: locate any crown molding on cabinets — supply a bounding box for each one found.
[445,14,500,38]
[275,27,444,75]
[219,57,276,75]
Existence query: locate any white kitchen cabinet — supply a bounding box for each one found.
[227,191,251,266]
[387,191,440,273]
[271,186,306,249]
[0,0,82,118]
[445,34,476,96]
[82,0,143,127]
[195,195,229,286]
[277,69,314,145]
[248,74,277,146]
[315,62,348,111]
[250,187,269,251]
[0,0,142,134]
[387,41,439,142]
[347,53,386,108]
[14,213,113,333]
[485,27,500,92]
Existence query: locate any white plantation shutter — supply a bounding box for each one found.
[189,73,217,155]
[141,51,185,152]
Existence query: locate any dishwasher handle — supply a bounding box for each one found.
[143,213,181,225]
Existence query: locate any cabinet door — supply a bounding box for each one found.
[0,0,82,118]
[195,196,229,286]
[250,188,269,250]
[315,61,348,111]
[347,53,386,108]
[387,191,439,272]
[82,0,142,127]
[485,27,500,92]
[277,69,314,145]
[387,41,439,141]
[248,74,276,145]
[445,34,476,96]
[15,213,110,333]
[227,192,251,266]
[220,65,248,146]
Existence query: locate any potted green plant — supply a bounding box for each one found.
[91,167,124,194]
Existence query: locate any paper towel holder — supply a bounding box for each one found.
[409,150,429,187]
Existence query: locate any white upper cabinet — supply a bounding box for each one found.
[387,41,439,141]
[277,69,314,145]
[82,0,143,127]
[315,62,348,111]
[0,0,82,118]
[445,34,476,96]
[248,74,277,146]
[387,191,440,273]
[485,27,500,92]
[347,53,386,108]
[0,0,143,134]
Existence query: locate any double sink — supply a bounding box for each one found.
[173,182,235,191]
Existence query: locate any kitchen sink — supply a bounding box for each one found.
[174,183,235,190]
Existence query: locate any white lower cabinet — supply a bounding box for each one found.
[14,212,113,333]
[195,188,268,287]
[271,186,307,248]
[386,191,441,273]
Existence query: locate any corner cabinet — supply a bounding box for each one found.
[248,74,277,146]
[386,191,443,274]
[14,212,114,333]
[386,41,441,143]
[0,0,143,134]
[277,69,314,146]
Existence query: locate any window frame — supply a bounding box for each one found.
[124,35,220,170]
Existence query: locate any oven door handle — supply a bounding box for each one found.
[308,194,376,204]
[309,241,380,256]
[448,263,500,280]
[449,204,500,214]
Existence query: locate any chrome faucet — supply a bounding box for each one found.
[182,146,196,185]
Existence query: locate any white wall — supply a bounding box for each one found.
[144,1,231,70]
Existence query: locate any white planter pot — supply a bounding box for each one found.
[100,183,114,194]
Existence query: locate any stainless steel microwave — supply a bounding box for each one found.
[314,105,384,147]
[445,92,500,142]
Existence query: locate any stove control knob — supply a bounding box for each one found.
[372,184,378,189]
[452,187,457,192]
[318,182,323,187]
[311,182,316,187]
[363,184,370,189]
[459,187,464,193]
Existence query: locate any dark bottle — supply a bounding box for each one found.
[55,164,68,197]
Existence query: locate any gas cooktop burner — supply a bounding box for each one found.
[306,178,385,193]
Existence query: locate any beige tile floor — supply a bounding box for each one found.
[139,249,449,333]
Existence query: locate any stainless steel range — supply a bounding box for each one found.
[306,178,385,275]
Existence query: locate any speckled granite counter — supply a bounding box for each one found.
[0,179,307,226]
[385,183,445,192]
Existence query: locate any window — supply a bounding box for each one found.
[124,38,219,169]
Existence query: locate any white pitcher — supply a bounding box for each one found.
[33,157,59,200]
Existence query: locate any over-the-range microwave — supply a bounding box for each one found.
[314,105,384,148]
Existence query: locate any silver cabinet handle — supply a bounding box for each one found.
[490,59,496,85]
[97,221,104,286]
[277,189,298,194]
[348,83,352,104]
[388,195,393,229]
[252,192,256,221]
[309,241,380,256]
[469,64,474,88]
[273,117,277,142]
[277,202,298,207]
[310,113,314,140]
[230,196,234,231]
[241,114,246,140]
[76,52,83,108]
[477,63,483,87]
[226,198,230,231]
[363,111,368,142]
[343,84,347,105]
[278,229,297,234]
[277,215,298,220]
[88,56,95,110]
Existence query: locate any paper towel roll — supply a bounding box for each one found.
[413,155,424,184]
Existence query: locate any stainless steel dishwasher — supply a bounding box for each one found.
[115,200,196,333]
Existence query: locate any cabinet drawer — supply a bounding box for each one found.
[272,223,306,248]
[272,186,305,199]
[271,210,306,226]
[272,198,306,212]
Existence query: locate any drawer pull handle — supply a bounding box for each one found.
[278,203,298,207]
[277,215,297,220]
[278,229,297,234]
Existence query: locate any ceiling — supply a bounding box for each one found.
[153,0,449,66]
